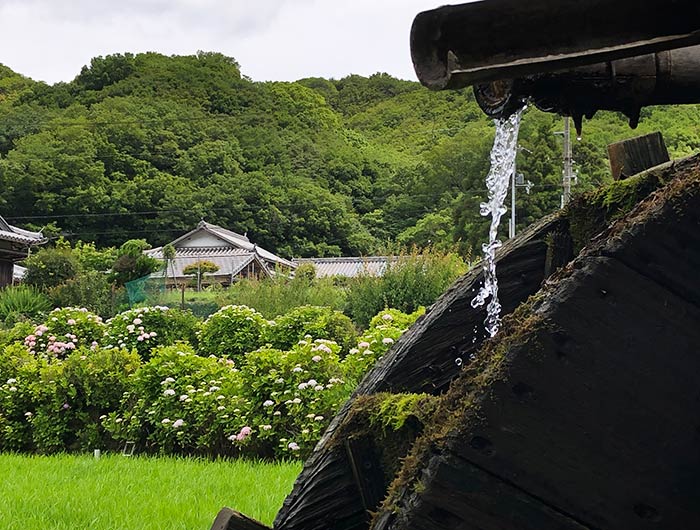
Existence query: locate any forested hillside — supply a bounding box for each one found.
[1,52,699,257]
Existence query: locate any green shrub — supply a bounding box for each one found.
[105,306,199,359]
[0,321,35,350]
[197,305,268,359]
[47,270,115,318]
[111,239,161,286]
[266,305,357,354]
[24,307,105,358]
[0,345,45,452]
[221,276,347,319]
[23,248,80,290]
[104,345,249,456]
[0,343,34,392]
[0,286,51,325]
[29,347,140,453]
[346,249,466,328]
[368,308,425,331]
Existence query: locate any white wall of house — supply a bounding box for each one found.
[178,232,229,248]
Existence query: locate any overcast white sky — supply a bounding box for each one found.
[0,0,449,84]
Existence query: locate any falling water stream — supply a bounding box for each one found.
[471,108,525,338]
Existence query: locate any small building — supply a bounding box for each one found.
[0,216,46,287]
[146,221,296,287]
[292,256,398,278]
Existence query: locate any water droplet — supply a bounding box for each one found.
[455,358,463,367]
[469,353,477,361]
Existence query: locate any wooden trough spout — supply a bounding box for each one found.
[473,44,700,132]
[410,0,700,90]
[412,0,700,132]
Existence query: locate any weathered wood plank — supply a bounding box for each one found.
[599,156,700,307]
[358,215,566,396]
[376,452,591,530]
[345,436,386,515]
[608,131,670,180]
[449,257,700,529]
[210,508,270,530]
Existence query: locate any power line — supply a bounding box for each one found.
[4,185,565,222]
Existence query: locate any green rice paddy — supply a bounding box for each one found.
[0,453,301,529]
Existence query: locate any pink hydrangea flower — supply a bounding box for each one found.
[235,426,252,441]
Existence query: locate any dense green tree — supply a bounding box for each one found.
[0,53,698,261]
[111,240,160,286]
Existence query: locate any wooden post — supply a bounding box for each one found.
[181,283,186,310]
[608,131,670,180]
[0,260,13,288]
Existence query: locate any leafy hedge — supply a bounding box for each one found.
[0,304,421,459]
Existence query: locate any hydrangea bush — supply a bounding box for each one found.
[24,307,104,358]
[104,306,199,360]
[342,308,424,384]
[265,305,357,354]
[197,305,269,359]
[239,338,351,458]
[104,345,251,456]
[0,305,420,459]
[0,345,140,453]
[0,344,42,452]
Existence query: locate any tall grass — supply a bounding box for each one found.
[0,453,300,530]
[0,285,51,325]
[152,277,346,320]
[220,276,347,318]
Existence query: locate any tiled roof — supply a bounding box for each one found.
[166,221,295,268]
[0,224,46,246]
[146,246,250,259]
[293,257,399,278]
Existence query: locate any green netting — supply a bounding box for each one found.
[124,275,165,307]
[123,275,221,317]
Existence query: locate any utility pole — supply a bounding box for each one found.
[509,146,533,239]
[561,116,574,207]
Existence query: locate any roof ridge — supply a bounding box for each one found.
[294,256,394,262]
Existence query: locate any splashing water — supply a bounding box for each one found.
[471,108,524,337]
